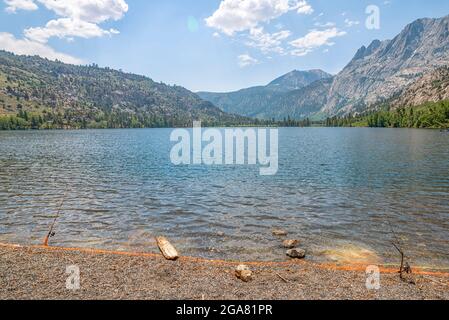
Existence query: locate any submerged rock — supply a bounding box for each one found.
[286,248,306,259]
[322,245,381,265]
[283,240,300,249]
[272,229,288,237]
[235,264,253,282]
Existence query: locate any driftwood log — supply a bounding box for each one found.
[156,236,179,261]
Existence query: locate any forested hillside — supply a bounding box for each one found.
[0,51,246,129]
[325,100,449,129]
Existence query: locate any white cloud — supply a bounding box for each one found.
[246,26,291,54]
[0,32,83,64]
[4,0,38,13]
[344,19,360,28]
[238,54,259,67]
[5,0,128,20]
[314,21,336,28]
[37,0,128,23]
[289,27,346,56]
[24,18,119,43]
[22,0,128,43]
[205,0,313,35]
[296,0,313,15]
[1,0,128,63]
[207,0,314,58]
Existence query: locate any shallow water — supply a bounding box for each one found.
[0,128,448,267]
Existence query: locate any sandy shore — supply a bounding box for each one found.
[0,243,448,300]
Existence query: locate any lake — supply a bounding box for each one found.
[0,128,448,268]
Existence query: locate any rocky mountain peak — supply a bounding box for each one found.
[323,14,449,116]
[267,69,332,92]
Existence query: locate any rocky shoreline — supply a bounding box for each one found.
[1,243,448,300]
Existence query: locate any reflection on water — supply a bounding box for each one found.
[0,128,448,267]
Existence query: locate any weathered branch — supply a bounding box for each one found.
[392,241,405,279]
[389,222,414,284]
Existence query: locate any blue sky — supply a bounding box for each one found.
[0,0,448,92]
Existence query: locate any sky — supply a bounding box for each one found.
[0,0,448,92]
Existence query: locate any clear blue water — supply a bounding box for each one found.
[0,128,448,267]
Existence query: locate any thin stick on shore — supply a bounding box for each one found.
[43,188,69,247]
[388,221,414,283]
[275,272,291,283]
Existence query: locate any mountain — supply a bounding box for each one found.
[323,14,449,116]
[2,14,448,126]
[201,14,449,120]
[258,77,334,120]
[266,69,333,92]
[0,50,246,129]
[197,69,332,119]
[390,66,449,109]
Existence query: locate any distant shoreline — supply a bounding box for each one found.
[0,126,447,131]
[2,99,449,131]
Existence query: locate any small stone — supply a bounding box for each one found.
[283,240,300,249]
[235,264,253,282]
[272,229,288,236]
[286,248,306,259]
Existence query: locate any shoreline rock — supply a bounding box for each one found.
[287,248,306,259]
[283,240,300,249]
[235,264,253,282]
[272,229,288,237]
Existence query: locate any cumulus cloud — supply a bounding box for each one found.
[4,0,38,13]
[24,18,119,43]
[289,27,346,56]
[22,0,128,43]
[0,32,83,64]
[238,54,259,67]
[246,26,291,54]
[296,0,313,15]
[206,0,315,58]
[37,0,128,23]
[205,0,313,35]
[1,0,128,64]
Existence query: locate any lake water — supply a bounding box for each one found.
[0,128,448,268]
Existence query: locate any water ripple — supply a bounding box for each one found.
[0,128,448,266]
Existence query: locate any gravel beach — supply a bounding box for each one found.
[1,243,448,300]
